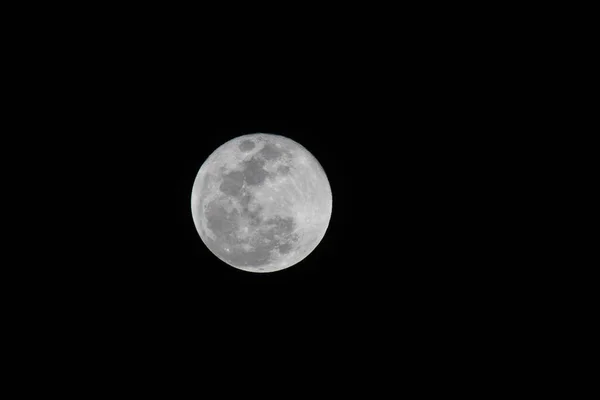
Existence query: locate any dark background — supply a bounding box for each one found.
[22,4,514,301]
[37,19,508,319]
[60,55,504,345]
[15,7,538,388]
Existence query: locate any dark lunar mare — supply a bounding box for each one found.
[243,157,268,186]
[221,142,290,195]
[259,143,283,160]
[202,146,299,267]
[239,140,255,152]
[204,200,240,238]
[219,170,244,197]
[239,193,252,209]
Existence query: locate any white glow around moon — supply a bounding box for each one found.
[191,133,332,273]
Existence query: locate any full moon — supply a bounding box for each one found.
[191,133,332,273]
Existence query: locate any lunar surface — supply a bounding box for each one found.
[191,133,332,273]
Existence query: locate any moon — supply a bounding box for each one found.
[191,133,332,273]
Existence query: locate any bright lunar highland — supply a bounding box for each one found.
[191,133,332,273]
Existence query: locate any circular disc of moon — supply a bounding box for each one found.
[191,133,332,273]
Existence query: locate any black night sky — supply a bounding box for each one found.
[29,18,517,384]
[14,5,538,391]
